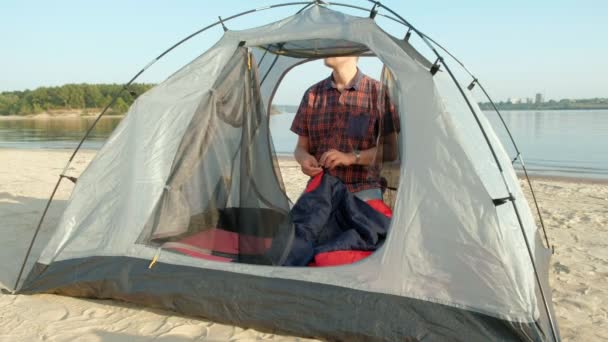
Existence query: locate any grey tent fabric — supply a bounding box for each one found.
[17,5,560,341]
[138,47,292,264]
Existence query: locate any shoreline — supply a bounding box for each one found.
[1,107,608,121]
[479,107,608,112]
[2,107,608,117]
[518,172,608,185]
[3,147,605,185]
[0,111,124,120]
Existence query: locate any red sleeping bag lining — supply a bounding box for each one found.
[304,173,392,267]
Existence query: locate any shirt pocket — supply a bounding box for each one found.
[346,112,371,139]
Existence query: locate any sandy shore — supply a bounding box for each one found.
[1,148,607,341]
[0,110,122,121]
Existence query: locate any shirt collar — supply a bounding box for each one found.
[324,68,364,91]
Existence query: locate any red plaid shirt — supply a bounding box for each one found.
[291,69,399,192]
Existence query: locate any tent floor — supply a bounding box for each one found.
[20,256,545,341]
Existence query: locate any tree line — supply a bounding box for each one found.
[0,83,155,116]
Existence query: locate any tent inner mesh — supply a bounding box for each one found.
[137,47,293,265]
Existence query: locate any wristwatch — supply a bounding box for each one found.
[353,149,361,165]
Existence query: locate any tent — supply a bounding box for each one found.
[11,2,561,341]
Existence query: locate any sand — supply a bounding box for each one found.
[0,148,606,341]
[0,110,113,121]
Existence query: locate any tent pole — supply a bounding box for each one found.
[13,1,315,292]
[413,30,551,249]
[327,2,411,27]
[343,0,551,249]
[12,177,62,291]
[13,3,558,338]
[434,41,560,342]
[332,1,559,331]
[474,81,551,250]
[296,2,314,13]
[260,50,282,86]
[359,1,559,340]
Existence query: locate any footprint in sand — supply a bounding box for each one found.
[37,306,68,322]
[553,262,571,274]
[137,320,166,335]
[576,285,590,295]
[82,307,112,319]
[158,324,208,339]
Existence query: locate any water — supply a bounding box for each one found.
[0,116,121,150]
[1,110,607,179]
[485,110,608,179]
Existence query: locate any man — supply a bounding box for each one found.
[290,56,399,201]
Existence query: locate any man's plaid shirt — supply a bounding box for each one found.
[290,69,400,193]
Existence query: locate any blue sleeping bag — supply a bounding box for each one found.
[283,172,390,266]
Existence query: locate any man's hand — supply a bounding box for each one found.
[300,154,323,177]
[294,136,322,177]
[320,149,356,170]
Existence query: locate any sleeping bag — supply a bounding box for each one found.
[283,172,391,266]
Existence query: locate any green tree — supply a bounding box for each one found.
[84,84,104,108]
[0,83,153,116]
[113,97,129,114]
[0,94,19,115]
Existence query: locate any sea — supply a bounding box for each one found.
[1,109,607,180]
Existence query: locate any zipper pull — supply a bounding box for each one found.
[148,247,162,269]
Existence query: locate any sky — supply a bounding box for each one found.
[1,0,607,104]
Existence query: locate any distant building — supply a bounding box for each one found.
[526,98,533,104]
[535,93,544,104]
[508,97,522,104]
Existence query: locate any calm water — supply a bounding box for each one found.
[0,116,121,150]
[485,110,608,179]
[1,110,607,179]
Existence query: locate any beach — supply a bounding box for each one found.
[0,148,607,341]
[0,110,113,121]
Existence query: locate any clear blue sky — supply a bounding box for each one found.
[1,0,606,103]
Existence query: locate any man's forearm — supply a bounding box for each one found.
[353,146,377,166]
[356,141,399,165]
[294,145,312,165]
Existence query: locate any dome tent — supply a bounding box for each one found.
[11,2,560,341]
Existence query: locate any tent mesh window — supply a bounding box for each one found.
[137,47,294,265]
[137,41,401,266]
